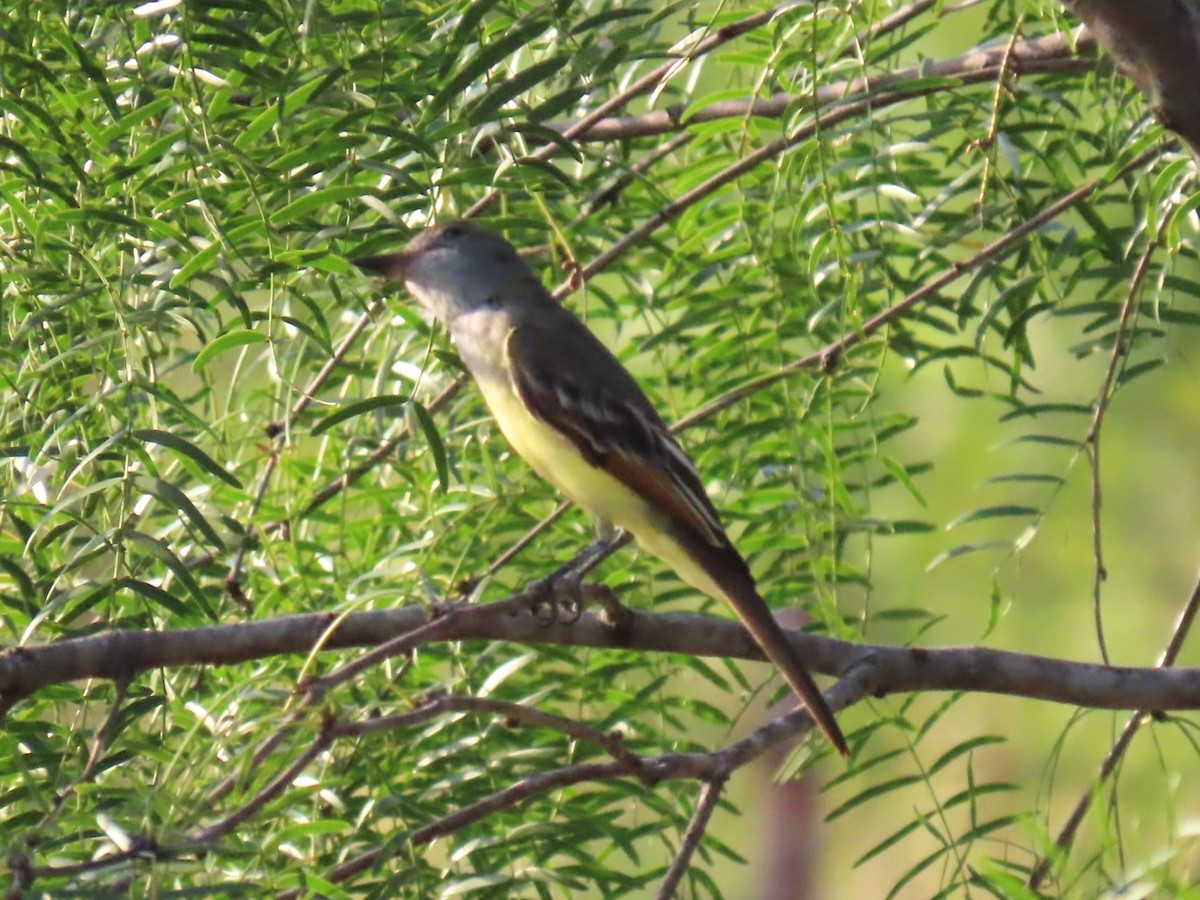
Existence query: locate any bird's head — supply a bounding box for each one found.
[354,220,537,324]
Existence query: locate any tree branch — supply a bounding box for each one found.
[5,600,1200,716]
[279,676,866,898]
[542,31,1097,142]
[656,778,727,900]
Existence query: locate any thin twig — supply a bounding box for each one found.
[202,710,304,807]
[224,449,277,603]
[539,32,1094,142]
[332,694,646,772]
[1084,243,1155,664]
[298,374,467,519]
[224,295,390,591]
[278,677,862,899]
[265,295,390,438]
[656,778,727,900]
[478,501,570,580]
[852,0,940,52]
[20,842,159,883]
[35,678,130,830]
[464,2,805,219]
[673,145,1160,431]
[1028,568,1200,889]
[971,16,1028,213]
[186,374,468,573]
[188,714,334,845]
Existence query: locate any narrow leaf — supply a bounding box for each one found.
[312,395,408,436]
[193,329,268,373]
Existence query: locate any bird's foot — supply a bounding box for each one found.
[528,569,586,625]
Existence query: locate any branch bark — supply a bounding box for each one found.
[543,31,1097,142]
[5,599,1200,715]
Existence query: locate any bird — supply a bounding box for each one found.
[354,220,847,755]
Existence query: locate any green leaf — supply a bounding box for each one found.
[192,329,268,373]
[132,475,226,551]
[947,505,1040,529]
[170,239,223,289]
[270,184,379,225]
[410,401,449,492]
[311,395,408,436]
[926,540,1013,571]
[113,577,191,617]
[119,529,216,620]
[467,56,571,124]
[132,429,243,489]
[428,18,552,117]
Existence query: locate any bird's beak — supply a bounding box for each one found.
[352,251,416,281]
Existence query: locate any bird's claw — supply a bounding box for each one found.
[529,571,586,625]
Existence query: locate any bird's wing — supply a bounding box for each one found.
[505,307,727,549]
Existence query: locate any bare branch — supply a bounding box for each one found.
[331,694,646,773]
[656,779,727,900]
[1029,567,1200,888]
[673,145,1161,431]
[543,32,1097,142]
[187,714,332,845]
[6,599,1200,717]
[34,678,130,831]
[1084,242,1157,663]
[203,711,304,808]
[279,675,863,899]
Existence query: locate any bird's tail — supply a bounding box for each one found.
[721,578,848,756]
[638,526,848,755]
[696,547,854,758]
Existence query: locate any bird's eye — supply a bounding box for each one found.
[441,225,465,243]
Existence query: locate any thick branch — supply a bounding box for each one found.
[4,601,1200,714]
[547,32,1097,142]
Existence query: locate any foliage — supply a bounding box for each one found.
[2,0,1198,896]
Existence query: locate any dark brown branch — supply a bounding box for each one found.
[281,676,864,898]
[542,32,1097,142]
[673,146,1159,431]
[1084,243,1155,663]
[656,778,727,900]
[6,600,1200,716]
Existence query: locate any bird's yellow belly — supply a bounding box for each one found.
[479,377,649,530]
[476,376,726,603]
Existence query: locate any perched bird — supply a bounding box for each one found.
[355,221,847,755]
